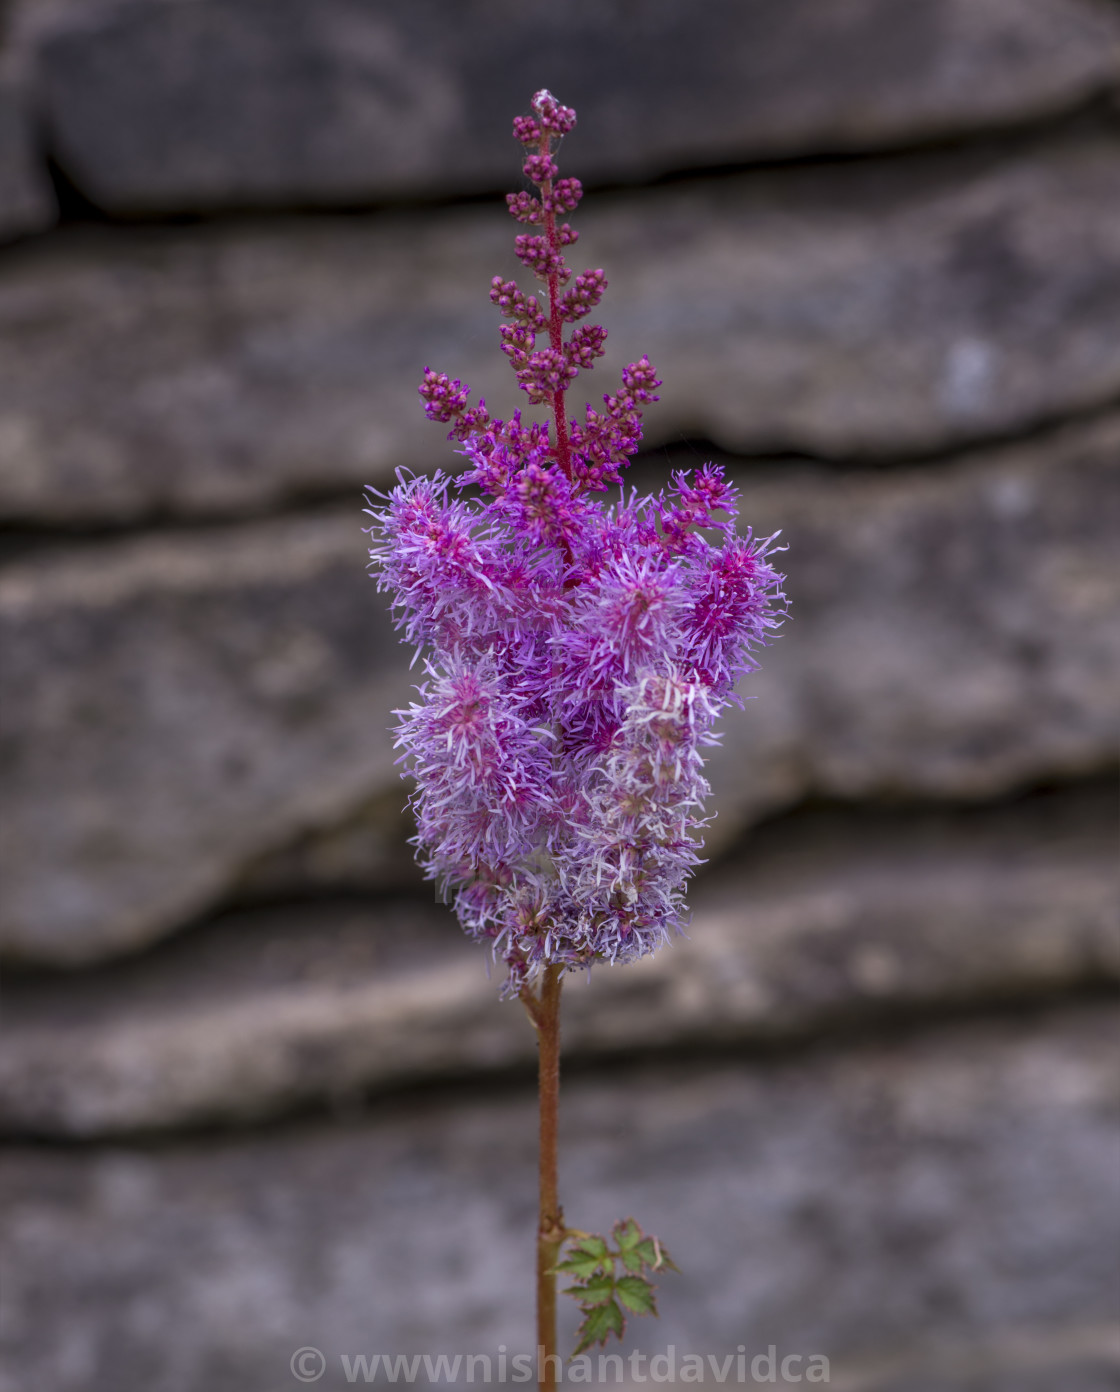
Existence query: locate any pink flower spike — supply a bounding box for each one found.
[531,89,577,136]
[366,93,786,992]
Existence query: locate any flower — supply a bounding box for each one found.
[367,91,785,993]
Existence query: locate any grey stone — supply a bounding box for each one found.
[0,56,56,243]
[2,132,1119,525]
[700,413,1120,847]
[233,784,425,901]
[29,0,1120,215]
[1,415,1117,968]
[1,1006,1117,1390]
[250,414,1120,893]
[1,783,1115,1136]
[0,513,415,965]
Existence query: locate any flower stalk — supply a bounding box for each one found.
[523,965,565,1387]
[366,88,785,1370]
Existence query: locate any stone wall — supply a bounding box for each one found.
[1,4,1118,1390]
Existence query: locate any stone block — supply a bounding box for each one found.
[31,0,1120,214]
[0,55,56,242]
[2,1006,1117,1388]
[2,134,1118,525]
[1,417,1116,967]
[2,783,1115,1135]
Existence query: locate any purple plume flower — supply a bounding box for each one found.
[367,91,785,993]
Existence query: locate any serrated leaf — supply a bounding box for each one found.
[613,1218,643,1250]
[615,1275,658,1317]
[555,1252,603,1279]
[618,1247,644,1273]
[650,1239,680,1274]
[633,1235,680,1273]
[568,1274,615,1307]
[576,1235,610,1259]
[573,1300,625,1354]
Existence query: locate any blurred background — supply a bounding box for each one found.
[1,2,1119,1389]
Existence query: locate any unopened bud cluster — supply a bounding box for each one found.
[367,91,784,992]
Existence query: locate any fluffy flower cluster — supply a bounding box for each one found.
[367,91,784,992]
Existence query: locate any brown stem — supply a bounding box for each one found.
[523,963,565,1391]
[534,127,578,586]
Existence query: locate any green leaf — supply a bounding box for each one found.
[561,1221,679,1355]
[633,1238,657,1266]
[555,1252,604,1279]
[573,1300,625,1354]
[615,1275,657,1317]
[567,1274,615,1307]
[651,1241,680,1274]
[613,1218,643,1250]
[633,1235,680,1273]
